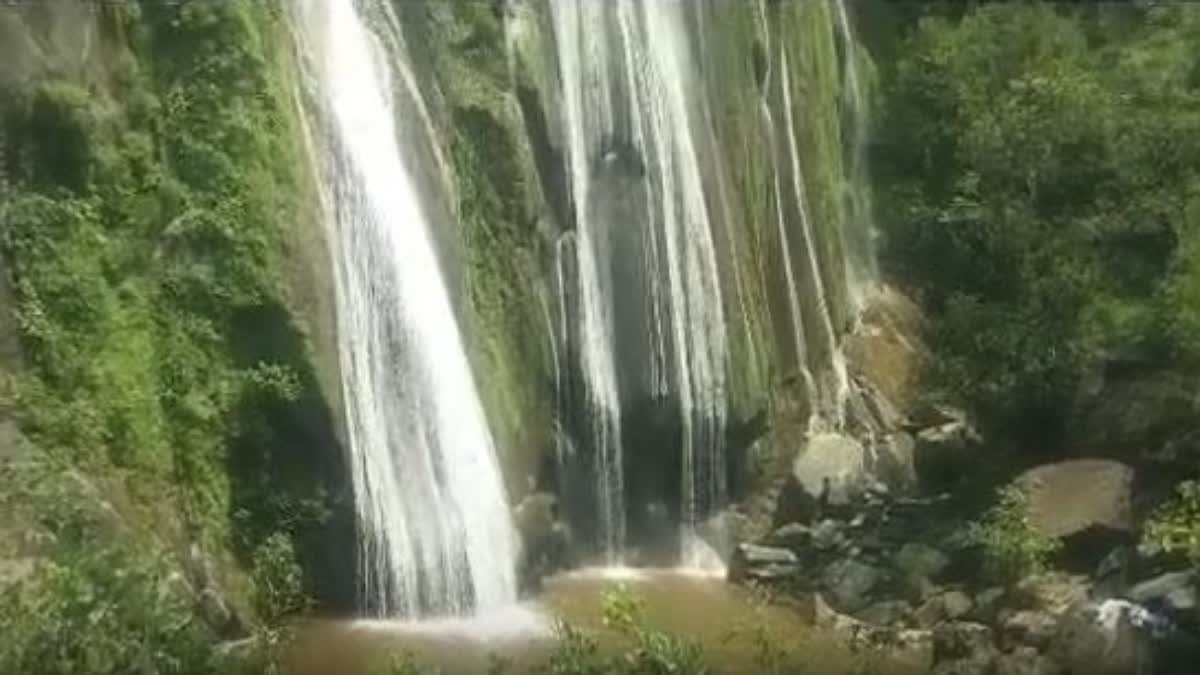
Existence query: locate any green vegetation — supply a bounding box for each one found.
[876,5,1200,442]
[1142,480,1200,567]
[0,1,341,672]
[967,485,1061,584]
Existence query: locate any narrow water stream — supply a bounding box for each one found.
[288,571,929,674]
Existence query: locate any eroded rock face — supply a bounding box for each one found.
[1015,460,1135,540]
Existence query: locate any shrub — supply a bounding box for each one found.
[967,485,1061,583]
[1142,480,1200,566]
[251,532,308,623]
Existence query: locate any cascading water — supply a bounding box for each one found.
[834,0,878,308]
[550,0,728,568]
[293,0,517,617]
[755,0,858,431]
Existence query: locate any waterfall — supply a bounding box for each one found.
[293,0,517,617]
[834,0,878,307]
[550,0,728,567]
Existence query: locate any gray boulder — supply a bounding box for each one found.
[916,591,975,628]
[1130,570,1198,626]
[858,600,914,627]
[932,622,998,675]
[1002,609,1059,649]
[728,543,800,582]
[792,433,869,506]
[894,542,951,580]
[823,558,887,612]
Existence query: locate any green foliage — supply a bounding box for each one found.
[1142,480,1200,566]
[0,0,340,611]
[251,532,308,623]
[0,543,216,675]
[967,485,1061,583]
[602,584,708,675]
[877,5,1200,440]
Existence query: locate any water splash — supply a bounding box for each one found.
[293,0,517,617]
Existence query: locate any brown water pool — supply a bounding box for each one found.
[287,568,929,674]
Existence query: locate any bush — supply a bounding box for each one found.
[1142,480,1200,566]
[251,532,308,623]
[967,485,1061,583]
[0,543,216,675]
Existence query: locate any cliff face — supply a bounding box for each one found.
[0,2,355,650]
[0,0,893,637]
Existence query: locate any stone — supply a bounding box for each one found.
[1013,573,1091,616]
[972,587,1008,624]
[1014,460,1135,540]
[767,522,812,550]
[811,518,844,551]
[876,432,918,491]
[792,433,869,506]
[1050,600,1155,675]
[513,492,572,588]
[728,543,799,583]
[914,412,982,490]
[858,600,914,627]
[1130,570,1198,625]
[994,646,1059,675]
[931,619,998,658]
[822,558,887,613]
[916,591,975,628]
[1002,610,1059,649]
[894,542,951,580]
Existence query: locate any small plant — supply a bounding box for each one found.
[542,620,606,675]
[967,485,1061,583]
[1142,480,1200,566]
[602,584,707,675]
[251,532,308,622]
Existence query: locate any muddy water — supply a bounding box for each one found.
[288,569,929,674]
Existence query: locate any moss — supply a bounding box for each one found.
[0,0,351,620]
[421,3,556,500]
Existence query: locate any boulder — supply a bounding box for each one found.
[1050,600,1155,675]
[971,587,1008,625]
[875,432,918,491]
[1130,570,1198,627]
[1012,573,1092,616]
[894,542,951,581]
[766,522,812,550]
[913,410,982,490]
[1002,610,1059,649]
[1014,460,1134,541]
[915,591,975,628]
[728,543,799,582]
[791,433,869,506]
[994,646,1059,675]
[822,558,887,612]
[513,492,572,589]
[858,600,914,627]
[932,622,998,675]
[811,518,846,551]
